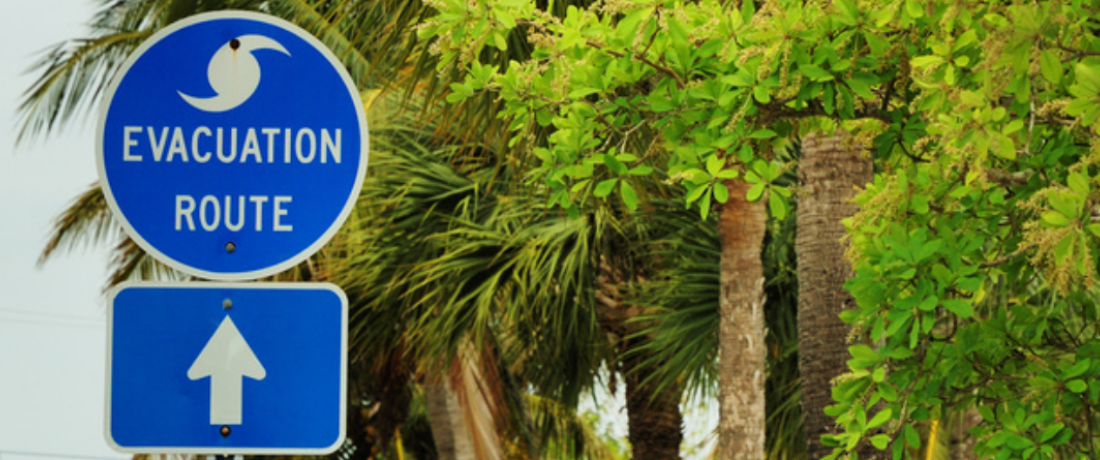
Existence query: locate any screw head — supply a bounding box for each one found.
[222,299,233,310]
[220,425,231,437]
[225,242,236,253]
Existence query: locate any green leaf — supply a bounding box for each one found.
[738,144,754,163]
[954,29,978,51]
[799,64,834,81]
[627,165,654,175]
[749,129,777,139]
[594,179,617,197]
[492,31,508,50]
[1065,359,1091,379]
[1041,50,1064,85]
[1068,172,1090,196]
[850,344,879,362]
[747,182,766,201]
[943,299,974,318]
[870,434,890,450]
[699,193,712,219]
[604,154,628,175]
[716,169,740,179]
[753,86,771,103]
[723,69,754,87]
[865,31,889,56]
[1006,434,1032,449]
[978,405,995,422]
[686,184,709,204]
[1040,423,1064,443]
[1042,211,1071,227]
[911,194,930,214]
[878,381,899,401]
[769,191,787,219]
[648,93,675,112]
[1067,379,1088,393]
[1078,63,1100,94]
[911,55,943,69]
[904,424,920,449]
[846,78,875,99]
[713,183,730,203]
[835,0,859,24]
[741,0,755,22]
[867,408,893,430]
[905,0,924,18]
[620,181,638,211]
[706,154,724,177]
[568,87,600,99]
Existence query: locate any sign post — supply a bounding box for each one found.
[98,10,366,454]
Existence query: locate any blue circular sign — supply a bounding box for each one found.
[98,11,368,280]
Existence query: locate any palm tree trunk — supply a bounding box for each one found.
[425,379,478,460]
[796,132,873,459]
[596,256,685,460]
[623,345,683,460]
[717,179,768,459]
[425,343,504,460]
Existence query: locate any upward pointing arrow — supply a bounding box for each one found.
[187,315,266,425]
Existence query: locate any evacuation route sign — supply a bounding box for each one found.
[97,11,368,280]
[105,282,347,454]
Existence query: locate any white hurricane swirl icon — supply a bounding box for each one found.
[179,35,290,112]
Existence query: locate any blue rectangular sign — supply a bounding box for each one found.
[105,282,347,454]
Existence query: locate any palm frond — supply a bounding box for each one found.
[522,393,624,460]
[15,0,270,144]
[38,183,114,264]
[105,237,183,287]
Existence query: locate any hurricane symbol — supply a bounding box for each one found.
[179,35,290,112]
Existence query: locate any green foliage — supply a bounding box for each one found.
[834,2,1100,459]
[421,0,1100,456]
[629,144,804,459]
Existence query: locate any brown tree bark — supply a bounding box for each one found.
[596,257,684,460]
[425,378,477,460]
[796,132,873,459]
[623,344,684,460]
[717,179,768,460]
[425,344,503,460]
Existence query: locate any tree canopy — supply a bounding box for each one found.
[23,0,1100,457]
[423,0,1100,457]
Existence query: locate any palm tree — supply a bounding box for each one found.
[795,132,874,459]
[630,145,807,460]
[19,2,825,459]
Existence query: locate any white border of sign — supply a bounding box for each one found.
[104,281,349,454]
[96,11,368,281]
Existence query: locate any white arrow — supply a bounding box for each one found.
[187,315,266,425]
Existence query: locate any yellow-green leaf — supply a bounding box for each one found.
[747,182,766,201]
[620,181,638,211]
[1041,211,1071,227]
[594,179,617,197]
[1041,49,1064,85]
[905,0,924,18]
[713,183,730,203]
[1067,379,1088,393]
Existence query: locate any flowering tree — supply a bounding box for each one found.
[421,0,1100,457]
